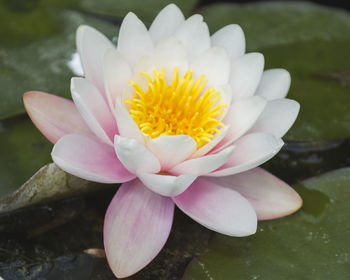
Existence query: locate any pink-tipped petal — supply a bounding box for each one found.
[212,168,302,220]
[104,180,174,278]
[149,4,185,44]
[138,173,197,197]
[76,25,114,97]
[52,134,135,183]
[211,24,245,60]
[170,146,235,176]
[71,78,117,144]
[173,178,257,236]
[23,91,91,144]
[255,69,291,100]
[148,135,197,170]
[248,99,300,138]
[114,135,161,174]
[117,12,154,67]
[208,133,284,177]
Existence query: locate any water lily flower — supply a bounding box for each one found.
[23,3,302,278]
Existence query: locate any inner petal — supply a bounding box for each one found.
[124,67,227,149]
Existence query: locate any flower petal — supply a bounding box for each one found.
[191,46,230,86]
[117,12,154,67]
[71,78,117,144]
[76,25,114,97]
[104,180,174,278]
[147,135,197,170]
[249,99,300,138]
[215,96,266,151]
[114,135,160,174]
[230,53,264,100]
[211,24,245,60]
[149,3,185,45]
[23,91,91,144]
[173,178,257,236]
[132,55,157,92]
[138,173,197,197]
[170,146,235,176]
[212,168,302,220]
[208,133,284,177]
[52,134,134,183]
[174,14,210,60]
[103,49,133,112]
[255,69,291,100]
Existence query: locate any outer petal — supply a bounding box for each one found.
[170,146,235,176]
[212,168,303,220]
[191,46,230,86]
[71,78,117,144]
[23,91,91,144]
[249,99,300,138]
[103,49,133,112]
[255,69,291,100]
[149,4,185,45]
[114,135,161,174]
[211,24,245,60]
[104,180,174,278]
[208,133,284,177]
[138,173,197,197]
[76,25,114,97]
[117,12,154,67]
[174,14,210,60]
[230,53,264,100]
[52,134,134,183]
[173,178,257,236]
[147,135,197,170]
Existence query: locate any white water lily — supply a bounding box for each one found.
[23,4,302,278]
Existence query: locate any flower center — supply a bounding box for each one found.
[125,67,227,148]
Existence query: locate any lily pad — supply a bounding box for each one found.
[183,168,350,280]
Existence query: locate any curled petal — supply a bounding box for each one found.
[255,69,291,100]
[104,180,174,278]
[173,178,257,236]
[23,91,91,144]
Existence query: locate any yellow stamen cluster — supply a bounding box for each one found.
[125,67,227,148]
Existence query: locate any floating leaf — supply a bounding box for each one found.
[183,168,350,280]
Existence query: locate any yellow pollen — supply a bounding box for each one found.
[125,67,227,148]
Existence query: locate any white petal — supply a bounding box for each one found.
[114,135,160,174]
[138,173,197,197]
[215,84,233,120]
[149,4,185,44]
[249,99,300,138]
[148,135,197,170]
[211,24,245,60]
[170,146,235,176]
[132,55,157,92]
[191,46,230,86]
[117,12,154,67]
[230,53,264,100]
[103,49,133,112]
[255,69,291,100]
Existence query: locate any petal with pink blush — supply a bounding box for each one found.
[170,146,235,176]
[211,168,302,220]
[173,178,257,236]
[114,135,161,174]
[76,25,114,97]
[248,99,300,138]
[147,135,197,170]
[103,49,133,112]
[208,133,284,177]
[149,4,185,45]
[23,91,91,144]
[52,134,135,183]
[255,69,291,100]
[71,78,117,144]
[104,180,174,278]
[138,173,197,197]
[117,12,154,67]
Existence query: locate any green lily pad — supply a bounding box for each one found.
[183,168,350,280]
